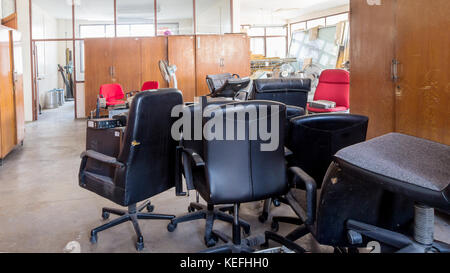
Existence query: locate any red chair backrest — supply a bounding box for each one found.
[100,84,125,101]
[141,81,160,91]
[313,69,350,108]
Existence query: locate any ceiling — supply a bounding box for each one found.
[31,0,348,23]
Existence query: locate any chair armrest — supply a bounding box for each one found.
[289,166,317,224]
[181,148,205,167]
[232,74,240,78]
[80,150,125,169]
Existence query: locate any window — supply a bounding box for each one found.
[157,0,194,35]
[291,22,306,34]
[326,13,348,26]
[32,0,73,39]
[75,0,114,38]
[116,0,155,37]
[307,18,325,29]
[243,25,288,58]
[196,0,231,34]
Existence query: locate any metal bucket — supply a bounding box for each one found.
[45,90,59,109]
[55,88,65,106]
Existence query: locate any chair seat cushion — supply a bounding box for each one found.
[307,105,348,113]
[334,133,450,210]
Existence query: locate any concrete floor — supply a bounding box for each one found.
[0,102,448,253]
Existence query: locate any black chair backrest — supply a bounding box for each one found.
[206,73,234,95]
[200,101,288,204]
[251,78,311,109]
[288,114,368,188]
[116,89,183,204]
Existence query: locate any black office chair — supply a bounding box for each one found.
[260,114,369,224]
[168,101,251,247]
[206,73,252,99]
[250,78,311,109]
[174,100,292,253]
[265,133,450,253]
[79,89,184,251]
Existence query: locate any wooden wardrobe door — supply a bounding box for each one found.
[349,0,396,140]
[395,0,450,145]
[84,38,113,117]
[112,37,142,93]
[195,35,223,96]
[0,27,16,158]
[141,37,168,89]
[168,36,196,102]
[222,34,251,78]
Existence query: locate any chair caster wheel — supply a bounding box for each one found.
[271,221,279,232]
[90,233,98,244]
[102,211,110,220]
[205,236,218,248]
[188,206,195,213]
[258,213,268,223]
[136,241,144,251]
[167,222,177,232]
[146,204,155,213]
[273,199,281,207]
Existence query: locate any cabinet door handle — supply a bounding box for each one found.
[109,66,113,77]
[391,59,400,82]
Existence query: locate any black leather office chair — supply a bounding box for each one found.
[260,114,369,223]
[173,100,291,253]
[265,133,450,253]
[79,89,184,251]
[206,73,252,99]
[168,101,251,247]
[250,78,311,109]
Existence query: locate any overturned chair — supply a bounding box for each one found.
[266,133,450,253]
[206,73,252,99]
[79,89,184,251]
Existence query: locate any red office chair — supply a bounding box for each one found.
[99,84,126,106]
[141,81,160,91]
[307,69,350,113]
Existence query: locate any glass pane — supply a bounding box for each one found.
[34,41,74,107]
[326,13,348,26]
[266,26,286,36]
[291,22,306,33]
[117,0,155,37]
[247,27,264,37]
[32,0,73,39]
[250,38,265,56]
[1,0,15,18]
[196,0,231,34]
[75,0,114,38]
[266,37,286,58]
[157,0,194,35]
[307,18,325,29]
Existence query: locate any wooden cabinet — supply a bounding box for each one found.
[195,34,251,96]
[0,26,24,162]
[350,0,449,145]
[84,34,250,115]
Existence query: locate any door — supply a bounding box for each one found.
[0,27,16,158]
[168,36,196,102]
[195,35,224,96]
[395,0,450,145]
[11,30,24,144]
[141,37,168,89]
[349,0,397,140]
[112,37,142,93]
[222,34,251,78]
[84,38,113,117]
